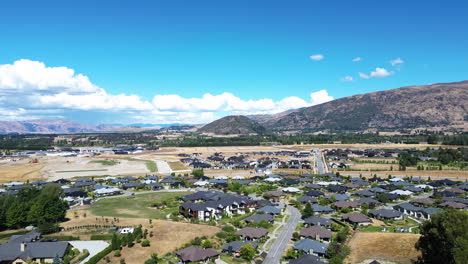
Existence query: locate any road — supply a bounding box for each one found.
[263,205,301,264]
[315,152,328,174]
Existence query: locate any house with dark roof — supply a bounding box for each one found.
[293,239,328,257]
[236,227,269,241]
[244,213,274,224]
[332,200,360,209]
[303,216,331,227]
[176,246,220,263]
[257,206,281,215]
[0,231,69,264]
[297,196,318,204]
[222,241,258,253]
[369,209,403,220]
[179,191,258,221]
[299,226,332,242]
[289,254,326,264]
[342,213,371,226]
[311,204,334,214]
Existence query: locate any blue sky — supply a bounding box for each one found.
[0,0,467,124]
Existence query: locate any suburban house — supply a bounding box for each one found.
[393,203,441,220]
[179,191,258,221]
[244,214,274,224]
[222,241,258,254]
[341,213,371,226]
[0,231,69,264]
[289,254,326,264]
[368,209,404,220]
[236,227,269,241]
[293,239,329,257]
[299,226,332,242]
[176,246,220,263]
[303,216,331,227]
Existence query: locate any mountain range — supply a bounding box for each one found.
[199,81,468,134]
[1,81,466,134]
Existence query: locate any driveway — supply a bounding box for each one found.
[263,205,301,264]
[315,152,328,174]
[69,240,109,263]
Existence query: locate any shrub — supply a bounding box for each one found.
[141,239,150,247]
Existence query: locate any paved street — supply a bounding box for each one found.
[315,152,328,174]
[263,205,301,264]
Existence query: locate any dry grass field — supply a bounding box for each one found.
[0,159,45,183]
[168,161,188,171]
[61,209,220,264]
[337,170,468,179]
[346,232,421,264]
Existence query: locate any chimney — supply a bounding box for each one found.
[20,243,26,252]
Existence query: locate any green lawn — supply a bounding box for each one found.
[220,254,249,264]
[90,160,119,166]
[89,192,191,219]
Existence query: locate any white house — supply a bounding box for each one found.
[390,190,413,196]
[264,177,281,183]
[194,181,210,187]
[282,187,301,193]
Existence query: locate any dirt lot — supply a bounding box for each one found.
[338,170,468,180]
[61,209,220,264]
[346,232,421,264]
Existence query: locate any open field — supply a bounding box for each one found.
[89,191,191,219]
[105,220,220,264]
[168,161,188,171]
[346,232,421,264]
[57,209,220,264]
[0,159,45,183]
[339,170,468,179]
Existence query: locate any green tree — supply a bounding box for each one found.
[240,243,256,261]
[302,203,314,218]
[201,239,212,248]
[416,209,468,264]
[111,233,121,250]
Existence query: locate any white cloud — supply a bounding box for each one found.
[0,59,336,124]
[310,90,334,105]
[359,68,393,79]
[341,76,354,82]
[309,54,324,61]
[352,57,362,62]
[390,58,404,66]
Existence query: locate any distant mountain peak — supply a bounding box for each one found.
[198,115,266,135]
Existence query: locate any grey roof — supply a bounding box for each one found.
[236,227,269,239]
[342,213,371,224]
[293,239,328,254]
[303,216,331,227]
[176,246,220,262]
[297,196,318,203]
[326,194,349,201]
[258,206,281,215]
[369,209,403,219]
[222,241,258,252]
[289,254,326,264]
[311,204,334,213]
[0,232,69,262]
[244,213,274,223]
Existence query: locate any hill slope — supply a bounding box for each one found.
[198,115,266,135]
[0,120,119,134]
[266,81,468,131]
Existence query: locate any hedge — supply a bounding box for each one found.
[44,235,80,241]
[84,245,112,264]
[90,234,114,240]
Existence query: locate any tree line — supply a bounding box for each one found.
[0,184,68,232]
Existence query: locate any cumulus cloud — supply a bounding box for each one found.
[390,58,404,66]
[0,59,335,124]
[359,68,393,79]
[341,76,354,82]
[352,57,362,62]
[309,54,324,61]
